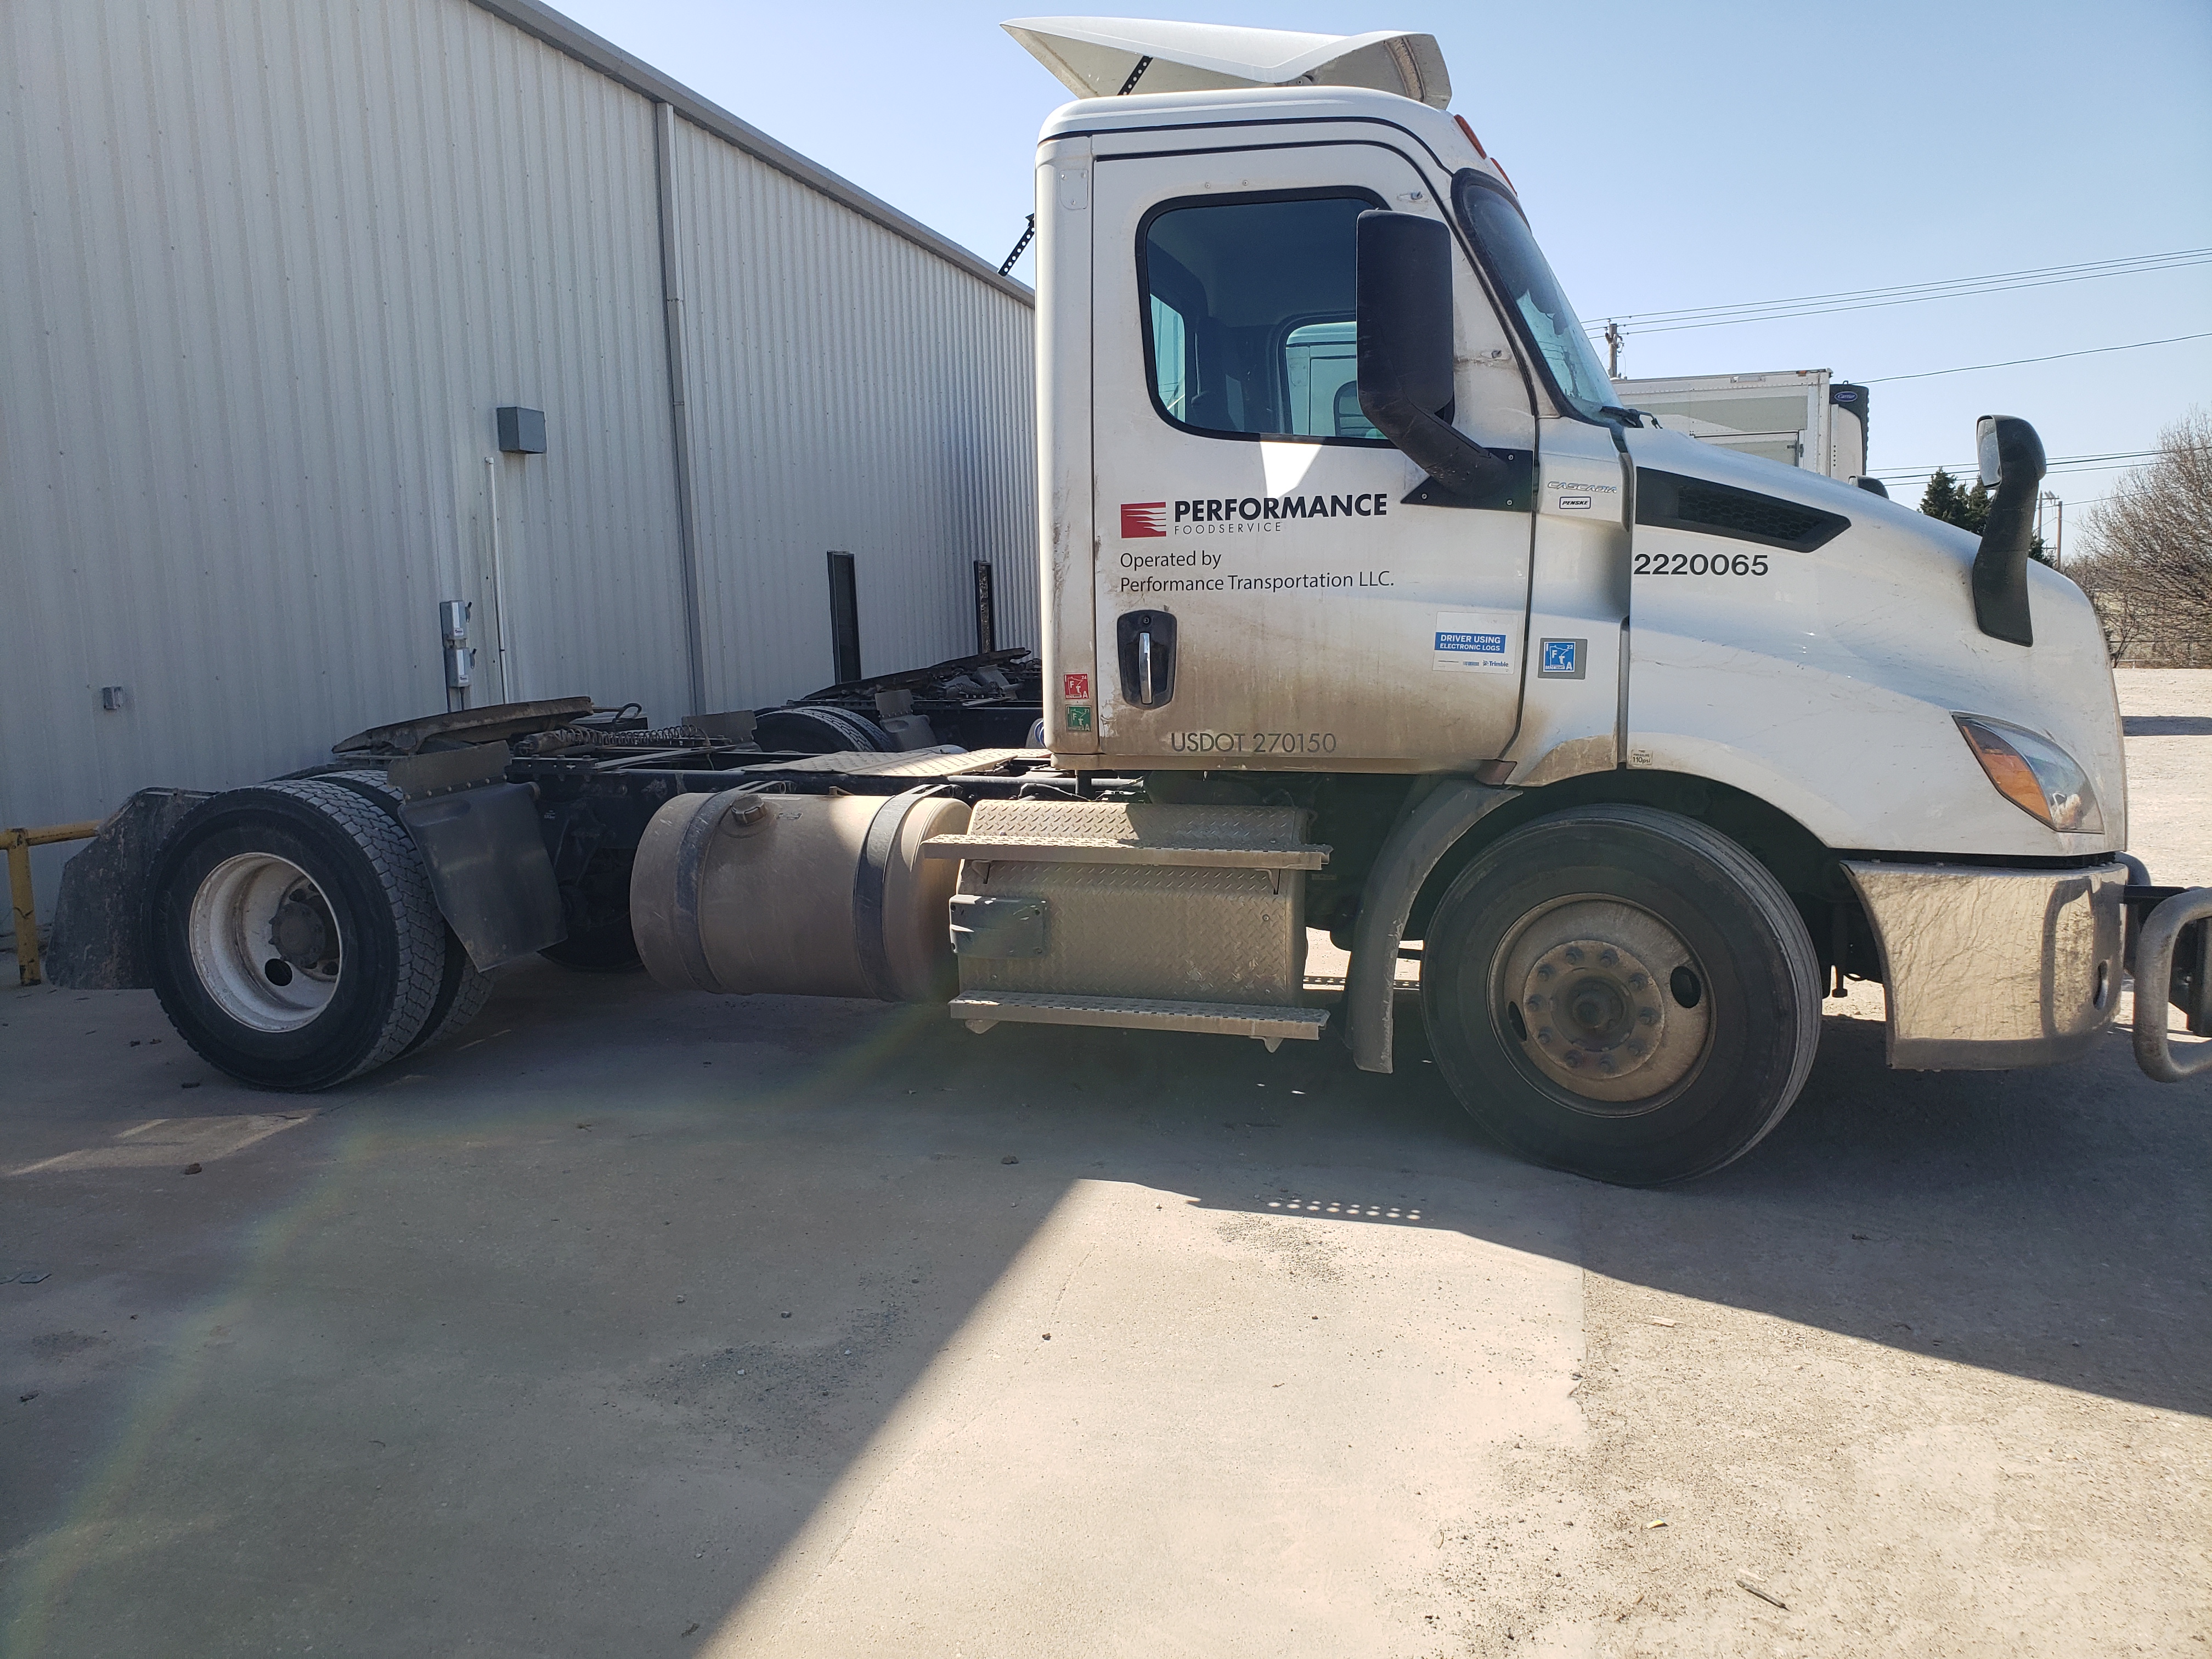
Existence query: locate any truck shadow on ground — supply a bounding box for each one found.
[945,992,2210,1421]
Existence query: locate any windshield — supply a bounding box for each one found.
[1452,172,1617,423]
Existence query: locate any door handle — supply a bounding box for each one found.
[1115,610,1177,708]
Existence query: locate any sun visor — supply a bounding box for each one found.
[1003,16,1452,109]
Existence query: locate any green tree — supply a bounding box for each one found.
[1920,467,2049,563]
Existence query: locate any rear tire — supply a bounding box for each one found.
[148,781,447,1090]
[1419,804,1821,1186]
[323,771,496,1053]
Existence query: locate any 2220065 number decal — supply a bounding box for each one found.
[1634,550,1770,576]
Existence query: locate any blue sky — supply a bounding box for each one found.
[560,1,2211,535]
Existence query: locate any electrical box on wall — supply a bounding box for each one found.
[495,407,546,454]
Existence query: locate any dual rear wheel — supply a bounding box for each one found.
[149,780,493,1090]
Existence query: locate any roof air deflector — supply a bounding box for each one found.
[1002,16,1452,109]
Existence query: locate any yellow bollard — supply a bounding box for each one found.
[5,820,103,987]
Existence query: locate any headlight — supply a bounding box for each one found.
[1955,715,2103,832]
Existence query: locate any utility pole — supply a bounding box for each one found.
[1604,320,1624,379]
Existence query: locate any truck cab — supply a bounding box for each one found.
[989,20,2165,1178]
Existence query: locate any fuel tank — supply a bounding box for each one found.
[630,787,970,1000]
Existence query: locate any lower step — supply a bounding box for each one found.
[949,991,1330,1052]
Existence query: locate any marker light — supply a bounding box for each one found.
[1453,114,1488,157]
[1955,715,2103,832]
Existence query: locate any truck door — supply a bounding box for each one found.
[1086,144,1537,770]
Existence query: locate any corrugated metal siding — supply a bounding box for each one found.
[0,0,686,889]
[672,119,1038,706]
[0,0,1036,921]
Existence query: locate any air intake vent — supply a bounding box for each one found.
[1635,471,1849,552]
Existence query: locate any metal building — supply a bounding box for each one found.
[0,0,1036,918]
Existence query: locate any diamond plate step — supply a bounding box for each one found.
[923,799,1328,871]
[949,991,1330,1051]
[922,833,1327,870]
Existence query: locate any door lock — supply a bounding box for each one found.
[1115,610,1177,708]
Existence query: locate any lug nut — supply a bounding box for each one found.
[1599,948,1618,967]
[1638,1008,1660,1026]
[1598,1055,1616,1072]
[1627,973,1646,990]
[1537,964,1554,980]
[1536,1028,1555,1044]
[1627,1039,1647,1056]
[1563,1052,1584,1068]
[1564,946,1584,965]
[1525,994,1546,1012]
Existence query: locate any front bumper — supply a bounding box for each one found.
[1843,860,2126,1070]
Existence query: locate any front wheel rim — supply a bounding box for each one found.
[1489,895,1711,1115]
[187,853,344,1031]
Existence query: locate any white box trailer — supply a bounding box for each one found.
[1612,369,1872,486]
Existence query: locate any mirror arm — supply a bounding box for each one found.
[1359,371,1513,501]
[1970,416,2047,647]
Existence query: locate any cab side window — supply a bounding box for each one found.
[1140,192,1385,443]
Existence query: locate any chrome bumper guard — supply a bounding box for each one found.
[2125,883,2212,1083]
[1843,861,2128,1071]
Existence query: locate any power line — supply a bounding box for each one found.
[1595,249,2208,325]
[1874,445,2201,471]
[1585,248,2210,337]
[1861,332,2212,382]
[1872,456,2159,478]
[1870,448,2163,476]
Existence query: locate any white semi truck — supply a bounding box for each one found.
[49,19,2210,1184]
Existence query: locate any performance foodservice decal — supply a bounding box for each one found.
[1115,493,1397,595]
[1121,493,1391,537]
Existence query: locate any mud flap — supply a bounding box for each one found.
[46,787,216,989]
[397,783,566,970]
[1344,778,1518,1074]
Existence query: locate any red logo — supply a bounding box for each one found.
[1120,501,1167,538]
[1063,673,1090,700]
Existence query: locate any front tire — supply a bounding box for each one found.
[148,781,448,1090]
[1419,804,1821,1186]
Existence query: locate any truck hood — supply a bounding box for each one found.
[1616,425,2127,859]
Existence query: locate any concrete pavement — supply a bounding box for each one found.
[1,674,2205,1658]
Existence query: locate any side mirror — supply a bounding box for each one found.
[1969,415,2047,647]
[1355,211,1510,503]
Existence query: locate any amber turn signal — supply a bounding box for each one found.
[1955,715,2102,833]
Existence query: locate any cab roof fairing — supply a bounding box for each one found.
[1003,16,1452,107]
[1030,83,1498,187]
